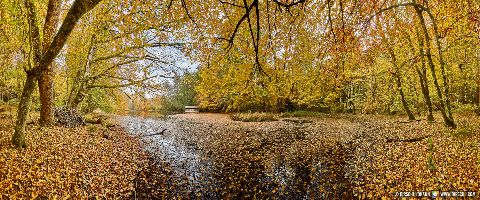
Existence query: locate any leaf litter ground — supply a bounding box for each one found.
[123,113,480,199]
[0,111,479,199]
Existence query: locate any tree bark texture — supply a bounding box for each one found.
[12,73,37,148]
[414,6,456,128]
[39,0,61,127]
[13,0,103,148]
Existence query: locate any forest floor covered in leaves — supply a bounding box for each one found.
[0,109,151,199]
[122,113,480,199]
[0,109,479,199]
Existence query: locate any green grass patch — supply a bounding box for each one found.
[453,104,480,116]
[231,112,278,122]
[426,137,436,172]
[451,125,476,138]
[87,124,105,132]
[279,110,322,118]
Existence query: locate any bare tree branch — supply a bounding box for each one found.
[218,0,256,52]
[87,75,164,89]
[219,0,245,8]
[37,0,103,74]
[271,0,305,8]
[181,0,198,26]
[366,2,428,24]
[88,58,144,81]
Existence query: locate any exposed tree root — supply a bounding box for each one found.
[140,129,168,137]
[386,135,430,143]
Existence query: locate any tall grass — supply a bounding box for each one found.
[279,111,323,118]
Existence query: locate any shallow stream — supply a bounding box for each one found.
[119,115,353,199]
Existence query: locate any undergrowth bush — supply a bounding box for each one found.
[426,137,436,171]
[87,124,104,132]
[451,125,476,138]
[280,110,322,118]
[454,104,478,116]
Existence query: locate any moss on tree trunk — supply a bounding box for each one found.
[12,73,37,148]
[414,6,456,128]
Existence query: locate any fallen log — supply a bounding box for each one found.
[107,125,123,131]
[85,115,109,124]
[386,135,431,143]
[106,123,120,128]
[140,129,168,137]
[85,118,101,124]
[398,119,422,123]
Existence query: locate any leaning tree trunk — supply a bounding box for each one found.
[415,28,434,122]
[416,68,434,121]
[66,34,96,110]
[12,73,37,148]
[395,74,416,121]
[66,70,88,110]
[39,0,61,127]
[67,89,86,110]
[404,26,434,121]
[414,6,456,128]
[13,0,42,148]
[388,46,416,121]
[425,8,454,120]
[13,0,103,148]
[67,85,79,109]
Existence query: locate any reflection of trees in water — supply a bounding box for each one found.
[121,116,353,198]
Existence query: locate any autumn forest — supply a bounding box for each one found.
[0,0,479,198]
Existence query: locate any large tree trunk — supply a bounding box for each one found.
[425,8,454,120]
[39,0,61,127]
[13,0,103,148]
[67,84,86,110]
[414,6,456,128]
[12,73,37,148]
[66,34,96,110]
[415,28,434,122]
[395,74,416,121]
[13,0,42,148]
[38,69,55,126]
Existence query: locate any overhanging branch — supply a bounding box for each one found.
[366,2,427,24]
[87,75,165,89]
[271,0,305,8]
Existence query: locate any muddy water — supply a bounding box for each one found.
[119,115,353,199]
